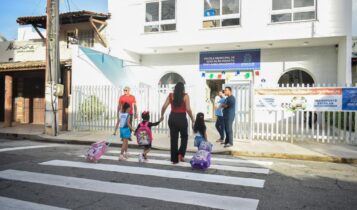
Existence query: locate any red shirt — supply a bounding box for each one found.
[169,93,187,113]
[119,95,136,114]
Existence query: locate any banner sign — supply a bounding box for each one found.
[199,49,260,71]
[342,88,357,111]
[254,88,349,111]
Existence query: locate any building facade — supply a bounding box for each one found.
[0,11,109,127]
[97,0,354,118]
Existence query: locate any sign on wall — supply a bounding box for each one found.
[342,88,357,111]
[199,49,260,71]
[254,88,357,111]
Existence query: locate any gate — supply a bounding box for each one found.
[228,81,253,141]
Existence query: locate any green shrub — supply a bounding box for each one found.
[79,95,106,121]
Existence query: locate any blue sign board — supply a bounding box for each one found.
[199,49,261,71]
[342,88,357,111]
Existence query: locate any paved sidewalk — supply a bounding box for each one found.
[1,123,357,163]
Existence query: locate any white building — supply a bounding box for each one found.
[73,0,355,118]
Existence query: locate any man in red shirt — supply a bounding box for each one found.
[118,86,137,124]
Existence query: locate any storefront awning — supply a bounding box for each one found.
[0,60,71,72]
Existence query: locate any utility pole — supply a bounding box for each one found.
[45,0,60,136]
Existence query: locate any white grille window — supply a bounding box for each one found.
[271,0,316,23]
[145,0,176,33]
[203,0,240,28]
[78,30,94,48]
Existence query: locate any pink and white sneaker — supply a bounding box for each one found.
[119,154,127,161]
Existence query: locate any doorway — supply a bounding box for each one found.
[206,79,225,119]
[0,75,4,122]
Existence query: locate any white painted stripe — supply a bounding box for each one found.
[41,160,265,188]
[0,169,259,210]
[99,155,269,174]
[107,150,273,166]
[0,145,60,153]
[0,196,69,210]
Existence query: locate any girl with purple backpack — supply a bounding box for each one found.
[135,111,162,162]
[193,112,208,147]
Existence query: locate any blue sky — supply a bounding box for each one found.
[0,0,108,40]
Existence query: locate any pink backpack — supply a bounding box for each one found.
[136,122,153,145]
[86,141,108,162]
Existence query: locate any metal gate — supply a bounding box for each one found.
[228,81,253,141]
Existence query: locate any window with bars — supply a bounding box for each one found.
[78,30,94,48]
[145,0,176,33]
[203,0,240,28]
[271,0,316,23]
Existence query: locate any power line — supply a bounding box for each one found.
[30,0,44,15]
[69,0,80,11]
[66,0,71,12]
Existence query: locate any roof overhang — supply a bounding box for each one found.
[0,60,71,72]
[16,10,110,28]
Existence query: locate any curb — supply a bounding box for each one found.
[1,132,356,164]
[230,150,357,164]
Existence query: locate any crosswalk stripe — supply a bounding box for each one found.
[0,169,259,210]
[107,151,274,166]
[98,155,270,174]
[0,145,60,153]
[0,196,69,210]
[41,160,265,188]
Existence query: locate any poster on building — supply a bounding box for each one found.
[342,88,357,111]
[199,49,260,71]
[255,88,343,111]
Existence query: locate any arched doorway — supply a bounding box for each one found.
[158,72,185,85]
[278,69,316,128]
[278,69,314,86]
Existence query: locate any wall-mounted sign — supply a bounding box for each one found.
[199,49,260,71]
[342,88,357,111]
[6,42,36,53]
[254,88,352,111]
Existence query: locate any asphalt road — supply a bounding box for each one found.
[0,138,356,210]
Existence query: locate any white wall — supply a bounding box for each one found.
[260,45,338,86]
[108,0,352,50]
[17,26,45,41]
[353,0,357,37]
[130,53,207,114]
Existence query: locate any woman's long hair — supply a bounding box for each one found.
[173,82,185,107]
[194,112,206,135]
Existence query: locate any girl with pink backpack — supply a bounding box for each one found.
[134,111,162,162]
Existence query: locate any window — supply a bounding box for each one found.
[203,0,240,28]
[145,0,176,33]
[278,69,314,86]
[271,0,316,23]
[78,30,94,48]
[158,73,185,85]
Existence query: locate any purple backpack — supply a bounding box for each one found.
[198,141,213,152]
[190,150,211,169]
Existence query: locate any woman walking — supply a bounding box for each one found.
[161,82,195,164]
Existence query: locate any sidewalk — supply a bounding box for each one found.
[1,123,357,163]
